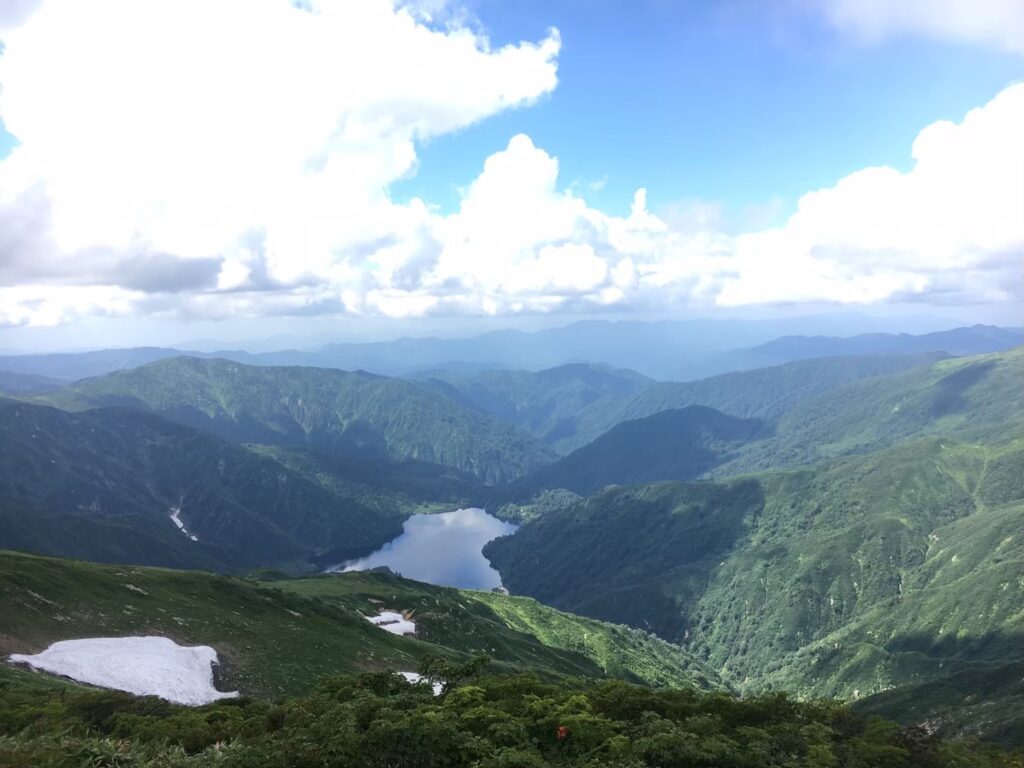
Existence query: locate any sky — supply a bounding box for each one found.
[0,0,1021,350]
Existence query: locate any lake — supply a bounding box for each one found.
[330,507,517,590]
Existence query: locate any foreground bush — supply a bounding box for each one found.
[1,664,1020,767]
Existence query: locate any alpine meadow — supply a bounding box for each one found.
[1,1,1022,766]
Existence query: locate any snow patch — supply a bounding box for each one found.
[365,610,416,635]
[169,507,199,542]
[399,671,443,695]
[9,636,238,706]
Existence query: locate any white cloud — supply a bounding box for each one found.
[717,83,1024,306]
[816,0,1024,54]
[0,0,1021,327]
[0,0,559,324]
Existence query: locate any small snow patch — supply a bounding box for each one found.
[9,636,237,706]
[399,671,443,695]
[365,611,416,636]
[169,507,199,542]
[25,589,57,606]
[124,584,149,596]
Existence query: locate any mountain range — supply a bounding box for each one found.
[1,321,1018,382]
[0,329,1021,750]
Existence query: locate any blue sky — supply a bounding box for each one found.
[395,0,1022,225]
[0,0,1020,348]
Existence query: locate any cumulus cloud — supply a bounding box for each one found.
[0,0,1021,327]
[816,0,1024,54]
[717,84,1024,306]
[0,0,559,324]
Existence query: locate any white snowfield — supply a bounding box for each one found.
[365,610,416,635]
[9,636,238,706]
[169,507,198,541]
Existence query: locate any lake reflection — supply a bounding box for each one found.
[331,508,517,590]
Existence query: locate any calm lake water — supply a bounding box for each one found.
[330,508,517,590]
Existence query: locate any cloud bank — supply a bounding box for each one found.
[0,0,1021,327]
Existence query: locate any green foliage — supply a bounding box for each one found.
[497,489,582,523]
[1,673,1018,767]
[486,434,1024,744]
[42,356,556,484]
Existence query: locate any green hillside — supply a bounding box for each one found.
[0,551,721,699]
[485,433,1024,743]
[43,356,556,484]
[558,353,947,454]
[272,571,722,691]
[719,347,1024,474]
[410,363,654,449]
[0,399,405,571]
[856,659,1024,747]
[513,406,762,496]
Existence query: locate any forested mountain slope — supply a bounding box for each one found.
[718,346,1024,474]
[555,353,946,454]
[0,400,404,571]
[409,363,653,448]
[485,432,1024,742]
[42,356,556,484]
[514,406,762,495]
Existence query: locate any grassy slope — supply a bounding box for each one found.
[0,551,721,701]
[486,433,1024,742]
[42,356,555,484]
[468,591,723,690]
[273,572,722,691]
[0,551,421,698]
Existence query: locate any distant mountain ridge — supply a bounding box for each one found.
[41,356,556,484]
[0,371,67,394]
[2,320,1015,381]
[409,363,654,446]
[718,323,1022,371]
